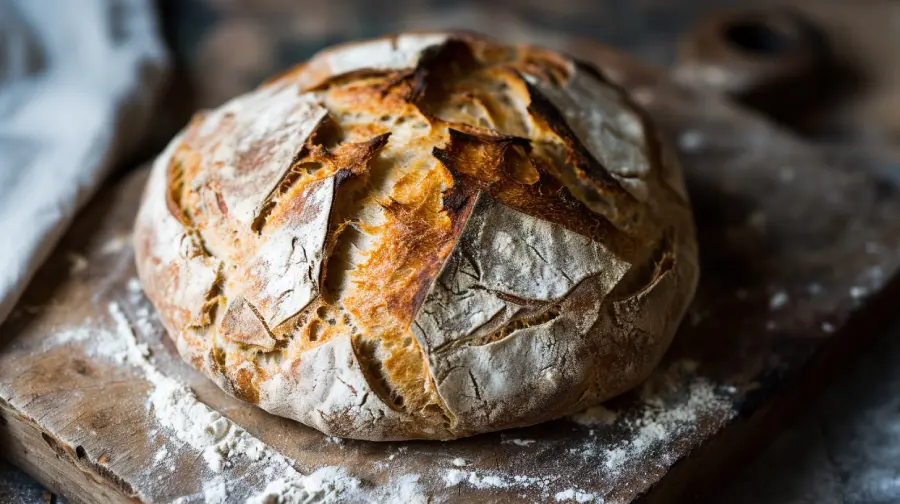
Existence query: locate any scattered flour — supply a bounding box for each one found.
[202,477,228,504]
[247,467,358,504]
[555,488,600,503]
[769,290,789,310]
[153,447,169,463]
[125,277,157,336]
[133,305,157,337]
[126,276,143,296]
[444,469,510,489]
[41,284,740,503]
[581,360,734,479]
[104,301,360,503]
[443,469,465,487]
[108,301,266,473]
[373,474,427,504]
[442,468,602,500]
[108,302,150,363]
[43,324,93,350]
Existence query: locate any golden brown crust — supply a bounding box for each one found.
[134,31,698,441]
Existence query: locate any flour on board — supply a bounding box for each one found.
[202,477,228,504]
[570,360,735,481]
[153,447,169,463]
[104,301,361,503]
[40,286,734,503]
[554,488,600,503]
[247,467,359,504]
[371,474,428,504]
[441,467,604,501]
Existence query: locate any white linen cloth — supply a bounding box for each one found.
[0,0,167,324]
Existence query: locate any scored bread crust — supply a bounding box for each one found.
[134,31,699,441]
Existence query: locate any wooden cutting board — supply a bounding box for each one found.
[2,47,900,504]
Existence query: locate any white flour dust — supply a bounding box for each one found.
[153,446,168,463]
[443,469,516,489]
[41,280,736,503]
[554,488,599,503]
[45,299,362,503]
[570,360,735,480]
[107,301,268,473]
[372,474,427,504]
[248,467,359,504]
[442,468,602,502]
[202,477,228,504]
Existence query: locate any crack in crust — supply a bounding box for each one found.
[524,79,648,235]
[252,123,391,234]
[135,31,698,441]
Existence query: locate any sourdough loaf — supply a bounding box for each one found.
[134,32,698,441]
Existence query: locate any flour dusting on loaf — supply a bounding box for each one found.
[134,31,698,440]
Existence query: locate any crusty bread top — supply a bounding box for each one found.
[135,32,696,440]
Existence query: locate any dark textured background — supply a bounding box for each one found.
[4,0,900,502]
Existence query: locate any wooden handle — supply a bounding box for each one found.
[675,8,830,117]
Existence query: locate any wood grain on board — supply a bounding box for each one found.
[2,47,900,504]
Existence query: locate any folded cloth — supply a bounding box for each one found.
[0,0,167,324]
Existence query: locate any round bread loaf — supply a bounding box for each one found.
[134,32,698,441]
